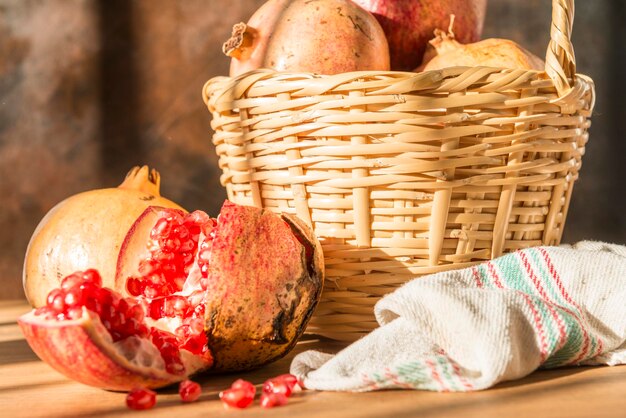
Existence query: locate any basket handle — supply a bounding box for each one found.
[545,0,576,97]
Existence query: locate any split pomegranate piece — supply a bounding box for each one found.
[179,380,202,402]
[19,201,324,391]
[126,387,157,410]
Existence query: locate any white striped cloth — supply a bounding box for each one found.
[291,242,626,391]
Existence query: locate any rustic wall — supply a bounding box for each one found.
[1,0,624,300]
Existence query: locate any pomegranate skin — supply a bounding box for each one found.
[353,0,487,71]
[18,312,184,391]
[23,166,184,308]
[225,0,390,76]
[204,201,324,371]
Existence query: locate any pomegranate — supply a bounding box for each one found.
[23,166,184,308]
[223,0,390,76]
[179,380,202,402]
[18,201,324,391]
[126,387,157,410]
[421,23,544,71]
[353,0,487,71]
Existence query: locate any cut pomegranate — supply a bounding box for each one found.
[219,387,255,409]
[19,201,324,391]
[126,387,157,410]
[260,392,288,408]
[179,380,202,402]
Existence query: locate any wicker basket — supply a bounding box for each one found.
[203,0,594,341]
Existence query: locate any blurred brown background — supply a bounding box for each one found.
[1,0,624,300]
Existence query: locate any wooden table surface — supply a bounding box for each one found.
[1,300,625,418]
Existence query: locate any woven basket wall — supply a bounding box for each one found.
[203,0,595,341]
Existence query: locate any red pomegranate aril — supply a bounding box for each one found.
[161,237,181,253]
[219,388,254,409]
[127,304,145,322]
[66,306,83,320]
[126,277,142,297]
[179,380,202,402]
[46,289,65,312]
[263,378,292,397]
[166,296,188,316]
[60,272,84,291]
[81,269,103,287]
[185,210,211,225]
[275,373,300,389]
[231,379,256,398]
[260,392,288,408]
[181,333,207,355]
[126,387,157,410]
[63,287,82,308]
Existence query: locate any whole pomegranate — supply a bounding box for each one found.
[352,0,488,71]
[23,166,184,308]
[421,27,544,71]
[223,0,390,76]
[19,201,324,390]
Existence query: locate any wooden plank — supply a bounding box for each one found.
[1,301,625,417]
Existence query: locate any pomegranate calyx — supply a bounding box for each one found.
[223,22,257,60]
[118,165,162,195]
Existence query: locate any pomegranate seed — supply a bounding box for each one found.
[46,289,66,313]
[263,378,292,397]
[126,277,143,296]
[34,306,56,317]
[179,380,202,402]
[231,379,256,398]
[181,333,207,355]
[219,388,254,409]
[151,218,173,240]
[126,387,156,410]
[185,210,211,225]
[148,298,165,319]
[81,269,102,287]
[260,392,288,408]
[161,237,181,252]
[63,287,82,307]
[175,225,190,240]
[275,373,301,390]
[60,272,83,290]
[66,306,83,319]
[127,304,145,322]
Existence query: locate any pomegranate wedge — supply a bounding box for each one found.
[19,309,206,391]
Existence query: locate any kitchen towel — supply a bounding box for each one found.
[290,241,626,391]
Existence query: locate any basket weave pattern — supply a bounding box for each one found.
[204,0,595,340]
